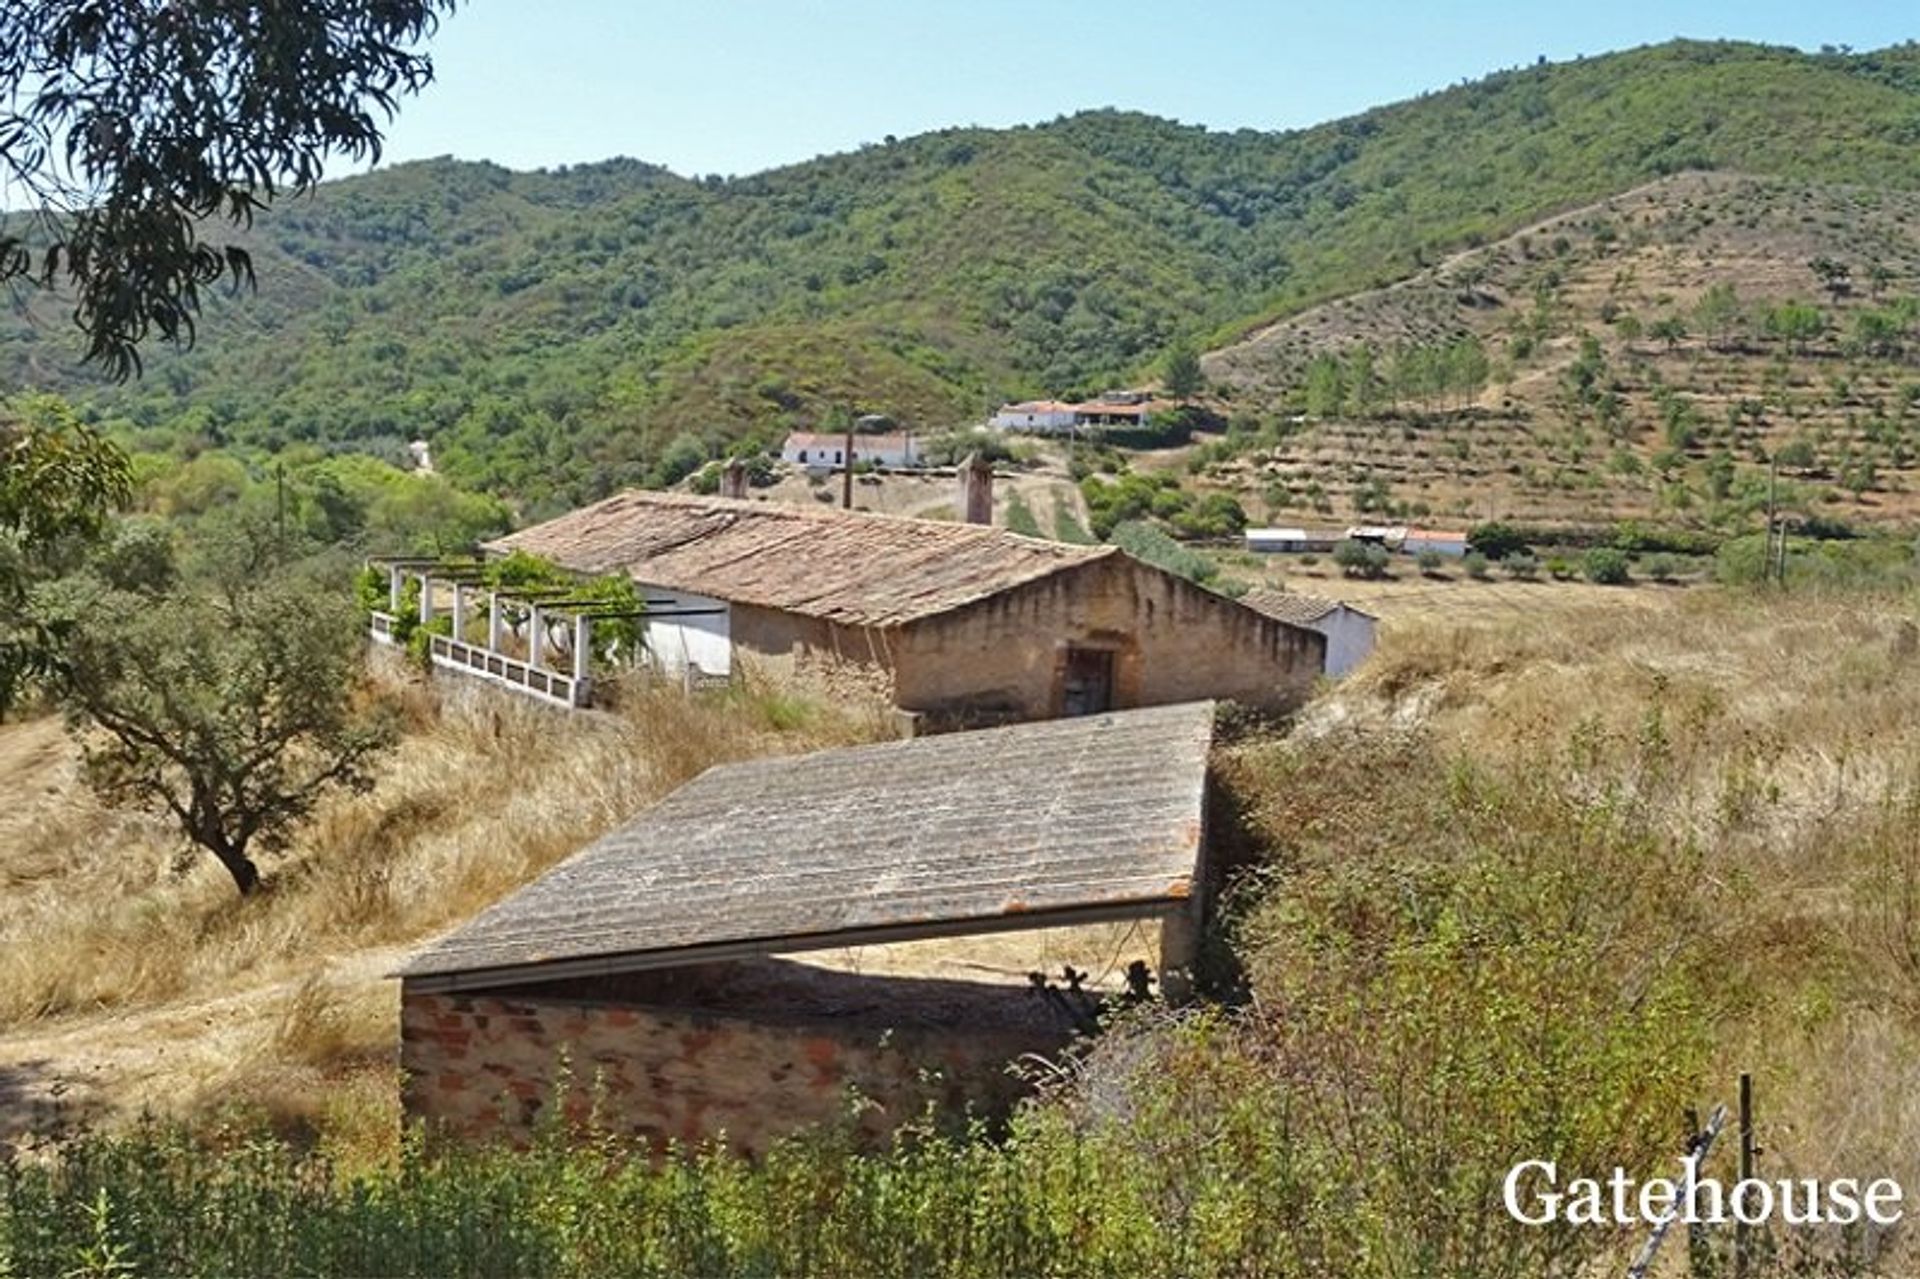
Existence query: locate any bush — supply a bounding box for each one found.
[1545,555,1576,581]
[1110,520,1217,585]
[1463,552,1491,580]
[1608,520,1719,556]
[1642,552,1683,583]
[1582,546,1631,585]
[1505,552,1539,581]
[1467,519,1530,560]
[1415,548,1445,575]
[1333,539,1390,579]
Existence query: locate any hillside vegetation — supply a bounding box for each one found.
[9,40,1920,512]
[1197,173,1920,533]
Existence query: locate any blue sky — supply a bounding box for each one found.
[367,1,1916,179]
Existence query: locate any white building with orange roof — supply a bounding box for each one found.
[989,399,1080,432]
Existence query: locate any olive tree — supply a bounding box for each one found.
[52,567,398,894]
[1163,343,1205,404]
[0,396,131,714]
[0,0,453,376]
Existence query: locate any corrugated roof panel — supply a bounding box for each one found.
[400,702,1217,986]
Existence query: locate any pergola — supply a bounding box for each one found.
[364,556,719,710]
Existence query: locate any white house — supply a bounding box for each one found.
[990,394,1171,434]
[781,431,923,469]
[989,400,1079,433]
[1345,524,1405,549]
[636,587,732,680]
[1401,527,1470,557]
[1239,589,1378,678]
[1245,528,1339,554]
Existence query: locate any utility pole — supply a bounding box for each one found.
[1763,457,1780,588]
[842,410,855,510]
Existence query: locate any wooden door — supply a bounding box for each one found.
[1060,646,1115,717]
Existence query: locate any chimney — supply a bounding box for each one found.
[958,452,994,525]
[719,458,748,500]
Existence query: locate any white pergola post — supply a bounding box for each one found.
[387,564,403,612]
[527,605,545,670]
[418,573,434,624]
[572,614,592,682]
[451,583,467,643]
[488,592,503,652]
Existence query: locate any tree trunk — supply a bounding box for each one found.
[207,839,261,896]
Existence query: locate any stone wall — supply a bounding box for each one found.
[400,961,1076,1154]
[727,604,900,710]
[890,557,1325,721]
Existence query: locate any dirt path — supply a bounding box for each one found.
[0,945,411,1143]
[0,717,75,852]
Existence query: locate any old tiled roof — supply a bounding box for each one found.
[485,491,1114,628]
[1239,587,1371,627]
[399,702,1217,990]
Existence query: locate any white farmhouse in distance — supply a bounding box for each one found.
[781,431,923,469]
[1239,588,1378,678]
[990,392,1171,435]
[988,400,1080,433]
[1401,527,1470,557]
[1245,527,1339,554]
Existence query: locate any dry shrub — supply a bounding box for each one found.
[0,671,885,1038]
[1254,583,1920,1266]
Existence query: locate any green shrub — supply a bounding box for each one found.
[1415,548,1445,575]
[1333,539,1390,579]
[1505,552,1540,581]
[1463,552,1491,579]
[1642,552,1683,583]
[1110,520,1217,584]
[1467,519,1530,560]
[1545,555,1576,581]
[1582,546,1631,585]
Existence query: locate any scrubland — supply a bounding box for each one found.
[0,672,884,1142]
[4,582,1920,1276]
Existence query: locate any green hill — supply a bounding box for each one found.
[8,38,1920,512]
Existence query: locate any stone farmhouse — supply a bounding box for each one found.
[398,702,1219,1153]
[467,487,1323,727]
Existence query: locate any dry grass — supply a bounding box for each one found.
[11,578,1920,1214]
[0,667,888,1138]
[1306,582,1920,1196]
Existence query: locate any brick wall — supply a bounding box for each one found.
[400,964,1074,1154]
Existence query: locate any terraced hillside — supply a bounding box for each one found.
[1198,174,1920,531]
[7,40,1920,515]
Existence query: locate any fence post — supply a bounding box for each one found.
[1685,1107,1705,1278]
[1735,1073,1754,1279]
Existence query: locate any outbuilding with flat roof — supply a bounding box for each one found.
[398,702,1219,1152]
